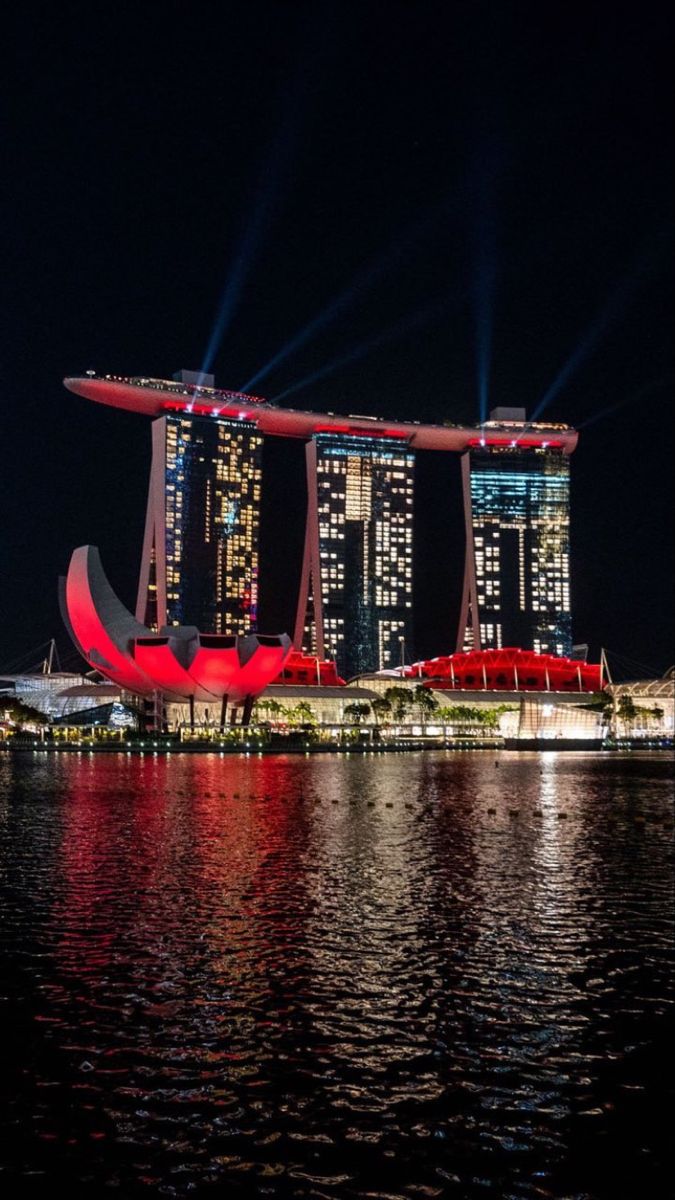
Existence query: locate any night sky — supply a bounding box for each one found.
[2,2,673,677]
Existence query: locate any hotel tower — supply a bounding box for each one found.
[457,407,572,656]
[294,432,415,679]
[137,372,263,634]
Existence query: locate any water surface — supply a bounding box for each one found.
[0,750,673,1198]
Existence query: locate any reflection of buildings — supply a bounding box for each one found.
[295,433,415,679]
[458,408,572,656]
[51,756,314,1017]
[138,372,263,634]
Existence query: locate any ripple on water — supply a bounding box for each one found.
[0,749,673,1198]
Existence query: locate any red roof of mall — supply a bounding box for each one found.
[63,375,579,453]
[404,648,602,693]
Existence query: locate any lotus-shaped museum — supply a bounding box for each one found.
[60,546,292,724]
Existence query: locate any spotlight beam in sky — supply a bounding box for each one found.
[270,291,460,404]
[530,229,672,423]
[200,159,286,377]
[469,151,500,425]
[240,186,472,394]
[576,373,674,430]
[201,4,337,378]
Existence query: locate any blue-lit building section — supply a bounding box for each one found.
[466,445,572,656]
[304,432,415,679]
[164,414,262,634]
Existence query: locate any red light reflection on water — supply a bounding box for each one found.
[52,754,315,994]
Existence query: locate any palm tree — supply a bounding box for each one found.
[436,704,485,726]
[413,684,438,723]
[478,708,500,729]
[383,686,412,721]
[370,696,392,725]
[253,696,285,723]
[5,698,48,729]
[616,694,637,734]
[293,700,316,725]
[344,701,371,725]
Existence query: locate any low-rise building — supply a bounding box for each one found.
[167,684,379,730]
[606,669,674,740]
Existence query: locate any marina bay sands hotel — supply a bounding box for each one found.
[64,371,577,680]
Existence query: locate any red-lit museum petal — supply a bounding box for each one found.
[63,546,294,706]
[132,638,206,700]
[65,546,154,694]
[187,636,242,698]
[228,636,293,702]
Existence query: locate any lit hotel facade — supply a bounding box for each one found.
[64,375,579,672]
[137,382,263,634]
[457,407,572,656]
[295,433,415,680]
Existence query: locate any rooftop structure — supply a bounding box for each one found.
[0,671,123,720]
[64,374,578,453]
[606,667,674,739]
[374,646,603,693]
[274,650,345,687]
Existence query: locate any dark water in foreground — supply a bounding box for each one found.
[0,751,673,1200]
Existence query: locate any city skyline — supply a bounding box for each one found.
[64,373,579,679]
